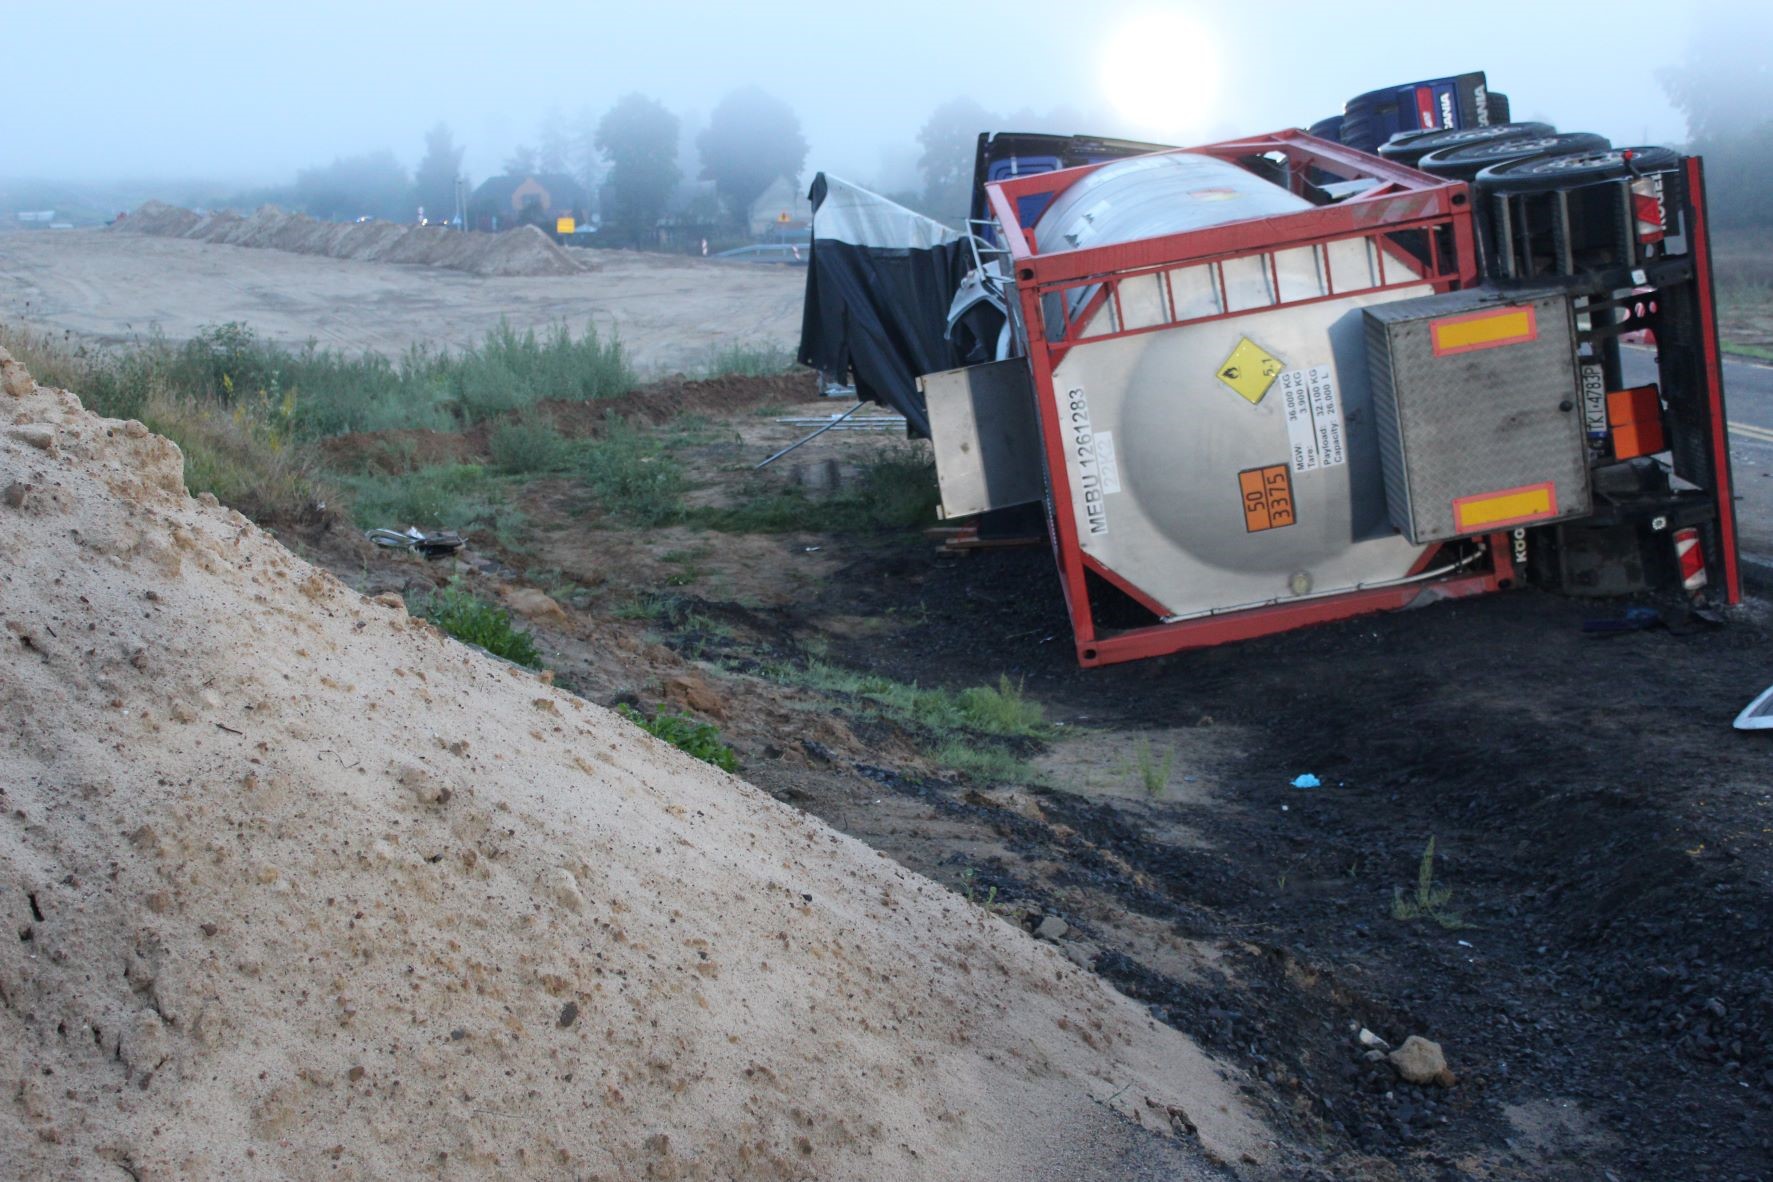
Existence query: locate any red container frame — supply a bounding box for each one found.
[985,129,1512,667]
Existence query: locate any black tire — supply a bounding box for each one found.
[1487,92,1512,125]
[1379,122,1556,166]
[1307,115,1345,144]
[1418,131,1610,181]
[1476,145,1680,193]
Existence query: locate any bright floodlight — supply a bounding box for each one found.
[1099,9,1222,138]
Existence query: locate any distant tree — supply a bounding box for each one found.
[504,144,538,176]
[696,86,808,228]
[568,105,601,193]
[596,93,680,246]
[1662,39,1773,227]
[414,123,465,222]
[917,97,996,225]
[538,106,572,175]
[293,150,410,222]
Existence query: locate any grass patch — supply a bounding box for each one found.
[781,664,1046,740]
[697,449,940,535]
[579,416,687,526]
[6,318,634,441]
[768,661,1045,783]
[411,580,542,668]
[695,488,815,533]
[698,342,800,378]
[934,741,1037,785]
[337,463,505,532]
[0,317,638,536]
[616,703,739,772]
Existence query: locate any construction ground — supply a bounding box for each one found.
[3,223,1772,1181]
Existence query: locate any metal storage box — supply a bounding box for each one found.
[1363,289,1590,544]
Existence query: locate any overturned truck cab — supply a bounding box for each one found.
[798,115,1739,668]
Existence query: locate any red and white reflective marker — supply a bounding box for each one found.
[1674,527,1707,592]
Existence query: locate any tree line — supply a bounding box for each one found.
[226,86,810,247]
[221,92,1078,247]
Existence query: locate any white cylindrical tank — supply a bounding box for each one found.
[1034,152,1312,254]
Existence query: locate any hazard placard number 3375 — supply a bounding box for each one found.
[1239,464,1297,532]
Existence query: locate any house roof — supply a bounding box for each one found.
[470,173,588,206]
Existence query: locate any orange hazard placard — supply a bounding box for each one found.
[1239,465,1296,532]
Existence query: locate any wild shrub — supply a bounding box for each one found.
[489,413,575,474]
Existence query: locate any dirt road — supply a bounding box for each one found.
[0,229,804,374]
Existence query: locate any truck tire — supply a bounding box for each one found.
[1379,122,1556,167]
[1308,116,1345,144]
[1476,145,1679,193]
[1418,131,1610,181]
[1488,92,1512,125]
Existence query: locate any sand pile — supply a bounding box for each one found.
[0,349,1265,1179]
[116,202,584,278]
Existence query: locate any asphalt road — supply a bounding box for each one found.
[1621,345,1773,560]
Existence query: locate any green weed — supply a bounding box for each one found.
[616,703,739,772]
[1133,739,1174,798]
[1390,836,1466,929]
[411,580,543,668]
[958,866,1001,910]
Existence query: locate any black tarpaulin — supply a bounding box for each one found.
[797,174,971,438]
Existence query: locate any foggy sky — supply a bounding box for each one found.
[3,0,1761,192]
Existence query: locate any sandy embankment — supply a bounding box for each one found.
[0,347,1265,1179]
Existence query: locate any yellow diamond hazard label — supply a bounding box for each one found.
[1216,337,1285,405]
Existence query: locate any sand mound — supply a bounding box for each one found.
[0,349,1264,1179]
[115,202,583,279]
[118,200,203,237]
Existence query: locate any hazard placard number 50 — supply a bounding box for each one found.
[1239,464,1297,532]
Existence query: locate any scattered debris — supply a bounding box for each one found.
[1735,683,1773,731]
[366,526,465,558]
